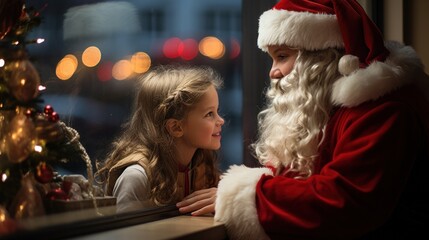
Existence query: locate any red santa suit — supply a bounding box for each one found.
[214,0,429,239]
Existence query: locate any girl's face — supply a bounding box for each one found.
[179,85,224,152]
[267,45,298,79]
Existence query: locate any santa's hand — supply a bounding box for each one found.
[176,187,217,216]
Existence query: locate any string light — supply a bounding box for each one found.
[34,145,43,153]
[1,173,7,182]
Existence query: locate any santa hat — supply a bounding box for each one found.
[258,0,390,76]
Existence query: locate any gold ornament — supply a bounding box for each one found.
[5,109,35,163]
[0,112,10,156]
[8,173,45,219]
[5,60,40,102]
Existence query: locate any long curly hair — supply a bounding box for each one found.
[96,64,222,205]
[252,48,342,178]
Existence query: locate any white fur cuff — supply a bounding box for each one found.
[215,165,273,240]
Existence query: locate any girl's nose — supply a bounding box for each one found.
[217,116,225,126]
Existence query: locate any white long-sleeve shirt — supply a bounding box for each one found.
[112,164,157,213]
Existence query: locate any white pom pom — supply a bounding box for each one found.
[338,55,359,75]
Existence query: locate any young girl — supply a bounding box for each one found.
[96,64,224,214]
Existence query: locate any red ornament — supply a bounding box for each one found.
[43,105,60,122]
[35,162,54,184]
[61,180,73,194]
[43,105,54,115]
[46,188,69,201]
[48,111,60,122]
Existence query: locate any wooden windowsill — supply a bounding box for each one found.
[68,215,227,240]
[4,205,227,240]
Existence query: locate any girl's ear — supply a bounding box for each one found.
[166,119,184,137]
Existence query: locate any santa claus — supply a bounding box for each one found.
[215,0,429,239]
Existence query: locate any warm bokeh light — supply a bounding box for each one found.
[181,38,199,60]
[199,36,225,59]
[56,54,78,80]
[0,59,5,67]
[230,38,241,59]
[82,46,101,67]
[131,52,151,73]
[163,37,182,58]
[112,59,133,80]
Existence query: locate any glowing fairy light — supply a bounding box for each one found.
[34,145,43,153]
[1,173,7,182]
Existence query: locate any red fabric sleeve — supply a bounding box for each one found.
[255,100,423,239]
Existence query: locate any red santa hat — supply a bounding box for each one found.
[258,0,390,76]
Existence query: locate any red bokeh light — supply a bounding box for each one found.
[181,38,198,60]
[230,38,241,59]
[97,61,113,82]
[163,37,182,58]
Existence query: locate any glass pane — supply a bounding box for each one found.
[0,0,242,237]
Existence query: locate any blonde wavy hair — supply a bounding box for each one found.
[252,48,343,178]
[96,64,222,205]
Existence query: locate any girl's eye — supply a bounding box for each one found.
[206,112,214,117]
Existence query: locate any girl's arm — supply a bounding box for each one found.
[113,164,152,213]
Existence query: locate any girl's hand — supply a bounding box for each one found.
[176,187,217,216]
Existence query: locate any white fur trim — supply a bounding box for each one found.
[331,41,424,107]
[258,9,343,52]
[338,55,360,75]
[215,165,273,240]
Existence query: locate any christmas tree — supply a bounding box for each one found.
[0,1,97,231]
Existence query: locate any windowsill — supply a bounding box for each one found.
[3,205,227,240]
[68,215,227,240]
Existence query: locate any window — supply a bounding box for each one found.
[140,9,164,33]
[0,0,241,238]
[203,9,241,33]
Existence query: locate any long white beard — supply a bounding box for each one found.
[253,48,342,177]
[254,70,336,177]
